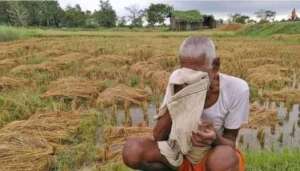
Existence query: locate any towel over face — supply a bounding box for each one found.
[157,68,211,167]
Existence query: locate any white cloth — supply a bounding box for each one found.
[201,73,250,133]
[157,68,210,167]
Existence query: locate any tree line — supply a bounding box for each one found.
[229,10,278,24]
[0,0,172,28]
[0,0,287,28]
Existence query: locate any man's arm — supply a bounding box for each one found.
[213,128,239,147]
[153,110,172,141]
[153,84,186,141]
[191,122,239,148]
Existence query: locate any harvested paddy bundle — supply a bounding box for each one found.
[83,55,131,81]
[10,53,87,75]
[10,63,55,74]
[130,62,170,92]
[0,132,54,171]
[84,55,133,65]
[43,77,105,100]
[263,88,300,104]
[150,70,170,92]
[0,58,19,69]
[247,64,290,88]
[98,126,152,162]
[83,62,128,81]
[247,104,278,129]
[242,57,281,69]
[130,61,162,77]
[48,52,87,67]
[103,126,153,144]
[97,84,149,126]
[149,55,178,70]
[36,49,65,58]
[0,111,82,171]
[1,112,82,146]
[0,76,29,90]
[127,46,154,61]
[96,84,148,107]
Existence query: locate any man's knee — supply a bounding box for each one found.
[122,137,145,169]
[206,145,239,171]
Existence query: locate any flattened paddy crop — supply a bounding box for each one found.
[0,31,299,170]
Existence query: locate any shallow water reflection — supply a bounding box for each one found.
[111,102,300,150]
[238,104,300,150]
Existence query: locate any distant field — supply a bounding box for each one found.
[239,21,300,36]
[0,26,300,170]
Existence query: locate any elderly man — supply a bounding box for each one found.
[122,36,249,171]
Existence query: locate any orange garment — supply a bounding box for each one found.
[179,149,245,171]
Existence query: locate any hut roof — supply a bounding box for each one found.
[172,10,202,22]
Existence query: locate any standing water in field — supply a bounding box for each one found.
[238,103,300,150]
[112,102,300,150]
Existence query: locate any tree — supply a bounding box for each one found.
[146,3,173,26]
[61,4,86,27]
[117,16,127,27]
[0,2,10,24]
[125,5,144,27]
[203,15,216,28]
[7,1,29,26]
[230,13,250,24]
[38,1,63,27]
[85,10,98,28]
[95,0,117,27]
[255,9,276,22]
[0,1,62,27]
[265,10,276,22]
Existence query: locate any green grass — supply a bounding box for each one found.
[239,21,300,37]
[0,25,235,42]
[97,149,300,171]
[53,109,120,171]
[245,149,300,171]
[0,25,42,42]
[0,89,70,127]
[53,110,102,171]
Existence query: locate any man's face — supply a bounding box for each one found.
[180,56,220,94]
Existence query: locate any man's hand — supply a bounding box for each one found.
[191,120,217,147]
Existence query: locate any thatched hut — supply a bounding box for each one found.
[170,10,203,31]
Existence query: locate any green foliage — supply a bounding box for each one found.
[7,1,29,26]
[117,16,127,27]
[97,149,300,171]
[54,110,103,171]
[239,21,300,36]
[172,10,202,22]
[0,89,66,127]
[61,4,87,27]
[100,162,133,171]
[22,1,62,27]
[0,2,10,24]
[203,15,216,29]
[0,1,62,27]
[146,3,173,26]
[95,0,117,27]
[0,26,22,41]
[245,149,300,171]
[125,5,144,27]
[230,13,250,24]
[0,25,41,42]
[255,9,276,22]
[129,74,140,87]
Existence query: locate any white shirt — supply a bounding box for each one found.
[201,73,250,133]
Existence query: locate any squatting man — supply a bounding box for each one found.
[122,36,249,171]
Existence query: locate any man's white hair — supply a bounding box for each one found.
[179,36,216,67]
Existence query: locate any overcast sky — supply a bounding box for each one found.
[57,0,300,20]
